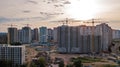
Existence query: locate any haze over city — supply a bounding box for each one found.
[0,0,120,32]
[0,0,120,67]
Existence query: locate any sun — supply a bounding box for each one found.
[65,0,101,20]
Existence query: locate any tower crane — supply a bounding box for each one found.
[23,24,31,27]
[5,24,17,28]
[51,18,82,25]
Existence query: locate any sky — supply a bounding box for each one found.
[0,0,120,32]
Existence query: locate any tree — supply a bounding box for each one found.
[58,60,64,67]
[66,64,73,67]
[30,62,37,67]
[70,57,75,62]
[0,60,26,67]
[0,60,12,67]
[73,59,82,67]
[38,57,46,67]
[10,42,22,45]
[20,64,27,67]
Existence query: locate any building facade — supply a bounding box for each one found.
[57,23,112,53]
[0,33,7,44]
[39,27,48,45]
[8,27,18,44]
[48,28,54,42]
[32,28,39,42]
[0,45,25,66]
[112,30,120,39]
[53,27,58,44]
[21,26,32,44]
[18,30,23,43]
[96,23,112,52]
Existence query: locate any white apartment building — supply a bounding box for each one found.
[0,45,25,66]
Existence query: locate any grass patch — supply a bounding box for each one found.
[70,57,102,63]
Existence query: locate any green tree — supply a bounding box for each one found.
[73,59,82,67]
[30,62,37,67]
[38,57,46,67]
[58,60,64,67]
[20,64,27,67]
[0,60,27,67]
[0,60,12,67]
[70,57,75,62]
[66,64,73,67]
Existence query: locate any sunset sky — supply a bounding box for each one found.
[0,0,120,32]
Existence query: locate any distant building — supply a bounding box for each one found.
[57,25,71,53]
[8,27,18,44]
[0,33,7,44]
[21,26,31,44]
[57,25,93,53]
[78,25,92,53]
[48,28,53,42]
[32,28,39,42]
[96,23,112,51]
[39,27,48,45]
[112,30,120,39]
[53,27,58,43]
[18,30,23,43]
[57,23,112,53]
[0,45,25,66]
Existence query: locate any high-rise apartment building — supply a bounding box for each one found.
[32,28,39,42]
[57,25,71,53]
[18,30,23,43]
[48,28,53,42]
[39,26,48,45]
[95,23,112,51]
[57,23,112,53]
[0,33,7,44]
[53,27,58,44]
[0,45,25,66]
[21,26,31,44]
[8,27,18,44]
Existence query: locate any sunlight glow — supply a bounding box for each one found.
[65,0,101,20]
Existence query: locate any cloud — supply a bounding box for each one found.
[27,0,38,4]
[22,10,31,13]
[0,17,45,23]
[0,17,11,22]
[63,1,71,4]
[109,20,120,23]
